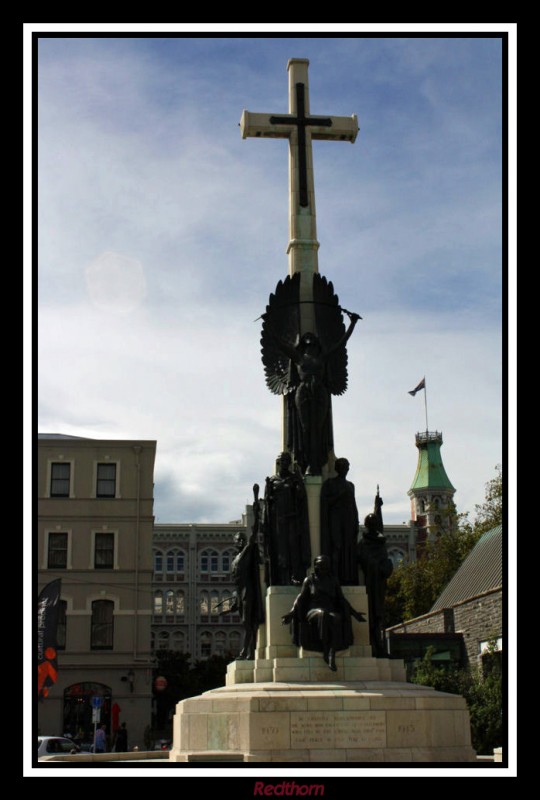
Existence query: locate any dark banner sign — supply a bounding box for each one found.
[37,579,61,699]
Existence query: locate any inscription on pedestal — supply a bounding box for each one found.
[291,711,386,749]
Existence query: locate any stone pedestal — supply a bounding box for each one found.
[169,680,476,763]
[170,579,476,762]
[257,583,370,661]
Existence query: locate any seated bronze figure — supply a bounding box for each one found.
[282,555,365,671]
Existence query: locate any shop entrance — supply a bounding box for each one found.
[63,682,112,745]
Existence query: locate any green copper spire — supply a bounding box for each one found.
[408,431,455,493]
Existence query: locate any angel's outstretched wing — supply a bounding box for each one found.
[313,274,349,396]
[261,274,301,395]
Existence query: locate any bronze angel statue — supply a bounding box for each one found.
[261,273,360,476]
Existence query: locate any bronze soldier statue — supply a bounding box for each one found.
[262,452,311,585]
[221,485,265,660]
[358,511,393,657]
[320,457,359,585]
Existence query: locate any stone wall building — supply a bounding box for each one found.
[37,434,157,749]
[151,514,253,662]
[387,525,503,671]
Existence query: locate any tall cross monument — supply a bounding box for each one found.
[171,59,477,766]
[241,57,361,565]
[240,58,358,335]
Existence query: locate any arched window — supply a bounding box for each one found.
[176,551,185,573]
[157,630,170,651]
[153,590,163,615]
[222,549,235,574]
[210,591,220,616]
[228,631,241,657]
[158,548,186,577]
[200,549,219,574]
[221,590,232,618]
[214,631,226,656]
[200,591,209,617]
[175,590,185,615]
[201,551,209,573]
[200,631,212,658]
[171,631,185,653]
[91,600,114,650]
[165,590,175,615]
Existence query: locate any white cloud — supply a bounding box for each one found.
[36,36,505,527]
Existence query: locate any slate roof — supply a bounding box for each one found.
[430,525,503,611]
[38,433,91,440]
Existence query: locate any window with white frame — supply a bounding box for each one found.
[96,463,117,498]
[94,533,114,569]
[154,550,163,573]
[90,600,114,650]
[50,463,70,497]
[153,590,163,616]
[200,549,219,574]
[48,533,68,569]
[164,549,185,573]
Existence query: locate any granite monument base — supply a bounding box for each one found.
[169,679,476,763]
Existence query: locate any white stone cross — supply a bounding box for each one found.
[240,58,358,280]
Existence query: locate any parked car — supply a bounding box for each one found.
[37,736,80,759]
[153,738,172,751]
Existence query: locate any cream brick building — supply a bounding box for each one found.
[37,434,157,749]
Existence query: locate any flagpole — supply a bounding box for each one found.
[423,376,429,432]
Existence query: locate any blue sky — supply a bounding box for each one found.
[35,31,508,526]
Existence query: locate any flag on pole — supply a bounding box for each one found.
[408,378,426,396]
[37,579,61,700]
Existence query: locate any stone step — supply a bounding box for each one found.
[226,655,406,685]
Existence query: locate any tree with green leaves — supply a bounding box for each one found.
[411,643,503,755]
[460,463,502,539]
[385,465,502,626]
